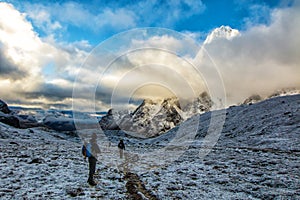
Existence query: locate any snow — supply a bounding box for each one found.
[204,25,240,45]
[0,94,299,199]
[101,92,213,137]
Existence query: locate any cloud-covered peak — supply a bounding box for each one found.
[204,25,240,44]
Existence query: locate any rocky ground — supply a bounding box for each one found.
[0,94,299,199]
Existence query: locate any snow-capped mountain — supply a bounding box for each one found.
[98,109,121,130]
[241,94,263,105]
[99,92,213,137]
[182,91,213,118]
[241,88,300,105]
[204,25,240,45]
[118,97,183,137]
[268,87,300,98]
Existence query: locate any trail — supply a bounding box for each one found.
[117,152,159,200]
[124,172,159,200]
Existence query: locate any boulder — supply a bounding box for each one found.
[0,99,11,114]
[99,109,120,130]
[42,116,76,132]
[0,112,20,128]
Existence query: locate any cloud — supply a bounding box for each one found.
[92,4,300,108]
[0,2,90,109]
[22,82,73,102]
[23,1,137,35]
[0,47,27,79]
[24,4,62,36]
[201,4,300,105]
[0,2,45,91]
[134,0,206,27]
[1,1,299,112]
[95,8,136,29]
[21,0,205,38]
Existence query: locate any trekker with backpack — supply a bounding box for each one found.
[82,133,101,186]
[118,139,125,159]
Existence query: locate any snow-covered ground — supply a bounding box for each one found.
[0,94,299,199]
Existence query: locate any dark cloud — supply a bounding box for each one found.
[0,49,27,80]
[21,83,73,101]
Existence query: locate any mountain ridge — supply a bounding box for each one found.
[99,92,213,137]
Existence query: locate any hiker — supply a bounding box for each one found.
[118,139,125,159]
[82,133,101,186]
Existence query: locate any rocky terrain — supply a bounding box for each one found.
[99,92,213,137]
[0,94,299,199]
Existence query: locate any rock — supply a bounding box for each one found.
[28,158,44,164]
[0,100,11,114]
[99,109,120,131]
[66,187,84,197]
[0,113,20,128]
[242,94,262,105]
[9,141,18,145]
[17,115,39,128]
[42,116,76,132]
[100,92,213,137]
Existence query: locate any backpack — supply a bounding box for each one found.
[82,143,92,157]
[118,141,125,150]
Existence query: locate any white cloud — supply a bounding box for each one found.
[135,0,206,26]
[22,0,205,36]
[200,5,300,105]
[0,2,89,109]
[0,3,45,88]
[25,5,62,36]
[75,3,300,109]
[95,8,136,29]
[105,49,206,100]
[24,2,137,34]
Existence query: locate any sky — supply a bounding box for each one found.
[0,0,299,111]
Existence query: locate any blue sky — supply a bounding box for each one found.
[0,0,299,110]
[3,0,291,44]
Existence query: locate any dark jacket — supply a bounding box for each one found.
[118,141,125,150]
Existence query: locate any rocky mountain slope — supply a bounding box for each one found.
[0,100,20,128]
[241,88,300,105]
[99,92,213,137]
[0,94,299,199]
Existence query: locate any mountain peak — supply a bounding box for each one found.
[204,25,240,44]
[99,92,213,137]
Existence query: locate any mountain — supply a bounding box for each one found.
[0,99,11,114]
[0,100,104,131]
[268,87,300,98]
[241,94,263,105]
[182,91,213,117]
[241,88,300,105]
[99,92,213,137]
[119,97,183,137]
[204,25,240,45]
[0,99,20,128]
[99,109,121,131]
